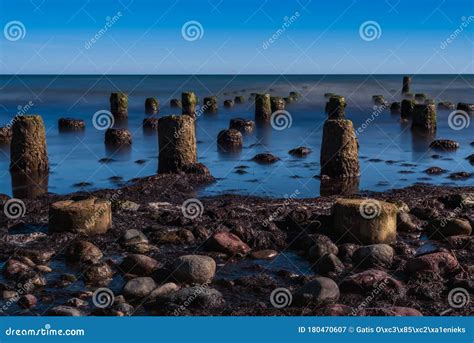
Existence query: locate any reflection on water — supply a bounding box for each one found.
[11,170,49,199]
[320,177,360,196]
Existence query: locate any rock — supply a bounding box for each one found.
[152,228,195,245]
[229,118,255,133]
[429,139,459,150]
[205,231,250,255]
[223,99,234,108]
[270,96,285,112]
[47,305,83,316]
[234,95,245,104]
[340,269,404,295]
[294,277,340,306]
[3,259,31,279]
[158,286,225,309]
[320,119,359,178]
[145,97,159,114]
[49,197,112,235]
[105,128,132,146]
[255,93,272,123]
[18,294,37,309]
[437,101,455,110]
[0,126,12,144]
[372,95,386,106]
[314,253,344,275]
[83,262,114,284]
[10,115,49,174]
[325,96,346,119]
[426,218,472,239]
[457,102,474,114]
[58,118,85,131]
[400,99,415,119]
[405,252,459,275]
[402,76,411,94]
[66,241,103,264]
[424,167,447,175]
[170,99,181,108]
[171,255,216,284]
[308,235,338,260]
[448,172,472,180]
[397,212,419,232]
[217,129,243,152]
[250,249,278,260]
[390,102,401,113]
[148,282,179,300]
[288,147,311,157]
[180,162,211,176]
[158,115,197,173]
[66,297,88,308]
[182,92,197,117]
[122,277,156,300]
[332,198,398,244]
[203,96,218,113]
[411,104,436,132]
[120,254,159,276]
[252,153,280,164]
[439,193,474,209]
[415,93,427,102]
[352,244,394,268]
[143,118,159,131]
[110,92,128,120]
[35,265,52,273]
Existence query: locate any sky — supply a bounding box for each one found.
[0,0,473,74]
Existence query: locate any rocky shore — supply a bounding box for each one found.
[0,173,472,316]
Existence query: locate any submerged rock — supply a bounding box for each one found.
[229,118,255,133]
[58,118,85,131]
[429,139,459,150]
[217,129,243,152]
[105,128,132,146]
[288,147,311,157]
[252,153,280,164]
[0,126,12,144]
[145,97,159,114]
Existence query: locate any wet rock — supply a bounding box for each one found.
[429,139,459,151]
[18,294,37,309]
[400,99,415,119]
[205,231,250,255]
[308,234,338,260]
[325,96,346,119]
[158,115,197,173]
[426,218,472,239]
[320,119,359,178]
[203,96,218,113]
[170,99,181,108]
[405,252,459,275]
[49,197,112,235]
[234,96,245,104]
[180,162,211,176]
[143,118,159,131]
[47,305,83,316]
[151,228,195,245]
[66,297,88,308]
[390,102,401,113]
[121,229,148,246]
[437,101,455,110]
[332,198,397,244]
[10,115,49,174]
[457,102,474,114]
[158,286,225,310]
[123,277,156,300]
[35,265,52,273]
[120,254,159,276]
[83,261,114,284]
[402,76,411,94]
[252,153,280,164]
[439,193,474,209]
[171,255,216,284]
[415,93,427,102]
[352,244,394,268]
[217,129,243,152]
[372,95,386,106]
[65,241,103,264]
[0,126,12,144]
[270,96,285,112]
[229,118,255,133]
[288,147,311,157]
[255,93,272,123]
[314,253,344,275]
[250,249,278,260]
[110,92,128,120]
[145,97,159,114]
[105,128,132,146]
[3,259,31,279]
[223,99,234,108]
[148,282,179,300]
[340,269,404,295]
[424,167,447,175]
[397,212,419,232]
[448,172,472,180]
[58,118,85,131]
[293,277,340,306]
[182,92,197,117]
[411,104,436,132]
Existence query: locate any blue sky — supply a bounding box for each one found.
[0,0,473,74]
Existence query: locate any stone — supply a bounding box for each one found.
[320,119,359,178]
[0,126,12,144]
[229,118,255,133]
[145,97,159,114]
[47,305,83,316]
[254,93,272,123]
[307,234,338,260]
[18,294,37,308]
[250,249,278,259]
[110,92,128,120]
[390,102,401,113]
[332,198,398,244]
[411,104,436,132]
[234,96,245,104]
[105,128,132,146]
[3,259,31,279]
[437,101,455,110]
[65,240,103,264]
[49,197,112,235]
[313,253,344,275]
[205,231,250,255]
[400,99,415,119]
[170,99,181,108]
[58,118,85,131]
[217,129,242,152]
[148,282,179,300]
[182,92,197,117]
[426,218,472,239]
[402,76,411,93]
[439,193,474,209]
[352,244,394,268]
[293,277,340,306]
[83,262,114,284]
[180,163,211,176]
[429,139,459,151]
[405,252,459,275]
[120,254,159,275]
[171,255,216,284]
[157,286,225,309]
[340,269,404,295]
[143,118,159,131]
[372,95,386,106]
[325,96,346,119]
[158,115,197,173]
[122,277,156,300]
[270,97,285,112]
[424,167,446,175]
[223,99,234,108]
[121,229,148,246]
[252,153,280,164]
[397,212,419,232]
[10,115,49,174]
[456,102,474,114]
[152,228,195,245]
[203,96,218,113]
[288,147,311,157]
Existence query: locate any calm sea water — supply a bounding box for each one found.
[0,75,472,199]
